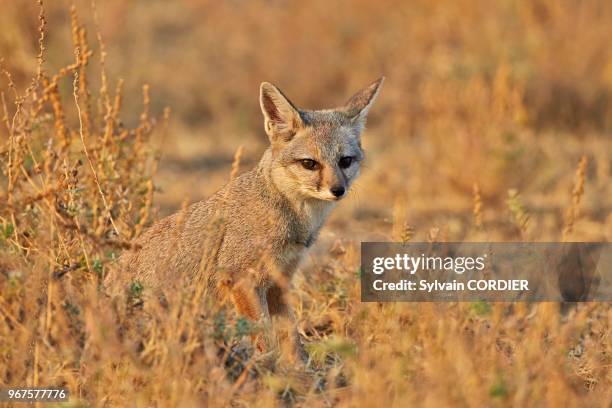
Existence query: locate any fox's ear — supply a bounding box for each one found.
[260,82,303,143]
[343,76,384,125]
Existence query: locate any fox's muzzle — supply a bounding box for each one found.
[330,185,346,199]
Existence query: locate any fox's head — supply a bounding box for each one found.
[259,77,384,202]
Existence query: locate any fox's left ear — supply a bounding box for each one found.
[343,76,385,125]
[260,82,303,144]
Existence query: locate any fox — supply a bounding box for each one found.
[108,77,384,359]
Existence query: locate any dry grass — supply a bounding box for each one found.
[1,1,611,407]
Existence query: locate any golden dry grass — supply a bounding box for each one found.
[1,1,611,407]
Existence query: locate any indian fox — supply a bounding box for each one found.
[109,77,384,357]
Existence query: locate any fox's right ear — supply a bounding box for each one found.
[260,82,303,144]
[343,76,385,127]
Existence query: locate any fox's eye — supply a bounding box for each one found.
[300,159,319,171]
[338,156,354,169]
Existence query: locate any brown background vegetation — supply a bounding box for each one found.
[0,0,610,406]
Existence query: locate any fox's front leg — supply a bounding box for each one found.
[266,283,309,364]
[256,285,277,351]
[229,283,270,352]
[230,280,306,362]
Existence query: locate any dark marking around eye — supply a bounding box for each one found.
[299,159,320,171]
[316,166,322,191]
[338,156,354,169]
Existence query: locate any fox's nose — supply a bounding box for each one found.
[330,186,346,198]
